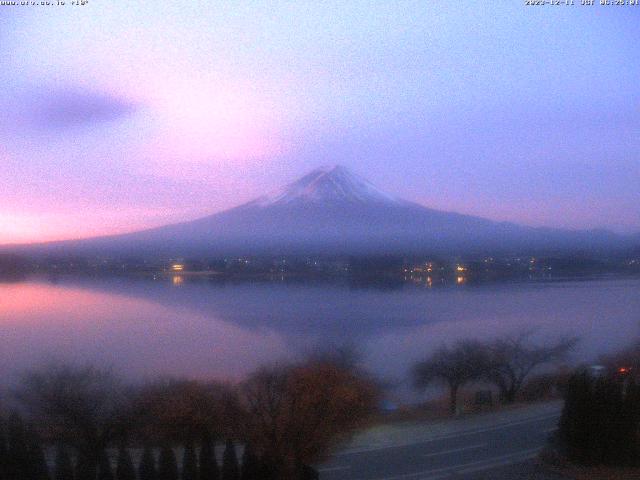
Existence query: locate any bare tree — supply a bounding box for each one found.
[240,359,378,480]
[15,364,130,480]
[484,332,578,403]
[133,378,239,444]
[413,340,488,415]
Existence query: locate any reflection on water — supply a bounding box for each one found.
[0,279,289,383]
[1,276,639,395]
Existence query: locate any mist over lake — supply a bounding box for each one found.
[3,276,638,397]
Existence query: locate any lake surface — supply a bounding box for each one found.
[1,275,639,398]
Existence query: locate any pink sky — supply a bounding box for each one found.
[1,2,639,244]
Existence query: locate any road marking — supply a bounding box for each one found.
[454,447,543,476]
[354,447,543,480]
[337,412,560,456]
[421,442,486,458]
[318,465,351,473]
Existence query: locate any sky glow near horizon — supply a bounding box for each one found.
[1,1,639,244]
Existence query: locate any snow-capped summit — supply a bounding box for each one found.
[254,165,401,207]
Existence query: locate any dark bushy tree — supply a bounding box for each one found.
[221,440,239,480]
[298,464,319,480]
[239,444,259,480]
[138,445,157,480]
[115,447,136,480]
[157,445,178,480]
[559,372,598,463]
[97,450,114,480]
[558,371,640,466]
[620,378,640,462]
[198,434,218,480]
[254,458,276,480]
[181,443,197,480]
[54,444,74,480]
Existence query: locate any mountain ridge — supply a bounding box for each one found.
[248,165,404,208]
[2,165,636,257]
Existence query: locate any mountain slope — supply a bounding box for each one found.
[5,165,634,257]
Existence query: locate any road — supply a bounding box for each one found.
[319,402,563,480]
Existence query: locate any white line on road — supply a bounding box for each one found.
[355,447,543,480]
[337,412,560,456]
[454,447,543,476]
[421,443,487,458]
[318,465,351,473]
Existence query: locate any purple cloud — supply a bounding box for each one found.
[30,88,137,128]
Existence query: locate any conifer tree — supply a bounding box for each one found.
[97,450,114,480]
[53,444,74,480]
[239,444,259,480]
[181,443,197,480]
[115,446,136,480]
[138,445,157,480]
[221,440,239,480]
[76,452,98,480]
[0,415,7,480]
[198,434,218,480]
[254,458,275,480]
[27,429,50,480]
[157,445,178,480]
[7,413,29,479]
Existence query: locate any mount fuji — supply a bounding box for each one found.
[8,165,632,257]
